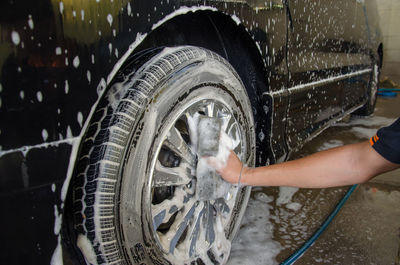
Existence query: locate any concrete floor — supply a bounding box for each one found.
[287,96,400,264]
[228,95,400,265]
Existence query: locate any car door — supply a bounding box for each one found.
[285,0,371,151]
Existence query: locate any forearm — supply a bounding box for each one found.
[241,141,398,188]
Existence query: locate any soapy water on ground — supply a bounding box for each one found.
[227,189,282,265]
[227,113,396,265]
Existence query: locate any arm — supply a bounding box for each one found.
[210,141,400,188]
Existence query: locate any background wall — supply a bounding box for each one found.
[376,0,400,83]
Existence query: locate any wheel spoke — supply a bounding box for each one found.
[152,187,186,230]
[153,209,167,231]
[205,102,215,117]
[204,202,216,245]
[227,120,237,136]
[188,202,205,257]
[229,123,241,151]
[219,113,232,132]
[164,127,196,165]
[215,198,230,214]
[223,115,235,135]
[153,161,193,187]
[167,199,197,253]
[185,111,200,148]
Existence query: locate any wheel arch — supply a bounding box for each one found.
[132,10,274,166]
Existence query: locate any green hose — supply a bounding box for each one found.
[280,185,358,265]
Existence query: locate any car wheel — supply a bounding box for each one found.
[71,46,255,265]
[353,61,380,116]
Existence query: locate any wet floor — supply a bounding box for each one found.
[228,95,400,265]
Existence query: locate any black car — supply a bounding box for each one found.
[0,0,382,264]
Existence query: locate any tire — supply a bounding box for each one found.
[71,46,255,265]
[353,61,380,116]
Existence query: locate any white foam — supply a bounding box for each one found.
[228,192,282,265]
[11,31,20,45]
[73,56,80,68]
[28,15,34,30]
[212,214,232,264]
[213,131,237,170]
[77,112,83,127]
[186,112,200,153]
[53,205,62,235]
[231,14,241,25]
[77,234,98,265]
[340,115,395,128]
[64,80,69,94]
[286,202,302,211]
[151,6,218,31]
[37,91,43,102]
[268,69,372,97]
[108,43,112,55]
[50,236,63,265]
[66,126,73,138]
[317,139,343,151]
[51,204,64,265]
[0,137,78,158]
[50,137,80,264]
[59,2,64,14]
[258,131,265,142]
[107,14,113,26]
[350,127,377,139]
[42,129,48,142]
[336,116,396,139]
[277,187,299,206]
[127,2,131,16]
[87,70,91,84]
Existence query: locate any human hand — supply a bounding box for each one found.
[208,150,248,185]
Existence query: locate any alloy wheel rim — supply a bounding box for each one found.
[148,97,245,262]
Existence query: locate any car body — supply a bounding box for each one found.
[0,0,382,264]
